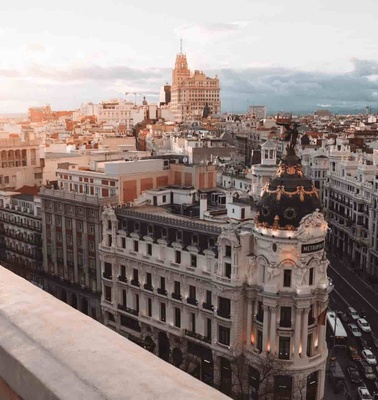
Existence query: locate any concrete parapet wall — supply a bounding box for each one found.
[0,267,229,400]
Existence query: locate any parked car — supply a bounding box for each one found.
[346,364,363,384]
[348,306,360,321]
[362,349,377,366]
[349,346,361,361]
[337,311,349,323]
[349,323,362,338]
[357,318,372,333]
[358,386,373,399]
[358,360,376,380]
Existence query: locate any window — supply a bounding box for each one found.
[104,262,112,278]
[189,285,196,300]
[174,308,181,328]
[120,265,126,278]
[132,269,139,284]
[121,289,127,306]
[190,312,196,333]
[107,235,112,247]
[175,250,181,264]
[108,220,112,230]
[67,235,72,245]
[147,298,152,317]
[160,303,166,322]
[66,218,72,229]
[278,337,291,360]
[146,272,152,287]
[218,326,230,346]
[225,263,232,279]
[174,281,181,295]
[206,290,212,305]
[256,301,264,322]
[147,243,152,256]
[256,330,263,351]
[280,307,292,328]
[225,245,232,257]
[309,267,314,285]
[133,240,139,252]
[206,318,212,341]
[307,334,312,357]
[160,277,166,291]
[218,297,231,319]
[192,235,198,245]
[283,270,292,287]
[89,225,94,234]
[122,237,126,249]
[134,294,139,313]
[191,254,197,267]
[105,286,112,302]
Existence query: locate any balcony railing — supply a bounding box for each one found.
[279,320,292,328]
[118,275,127,283]
[202,302,214,311]
[157,288,167,296]
[185,329,211,344]
[102,272,112,280]
[187,297,198,306]
[171,292,182,301]
[143,284,154,292]
[130,279,140,287]
[217,308,231,319]
[118,304,139,316]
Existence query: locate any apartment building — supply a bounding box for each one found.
[170,53,220,122]
[0,133,44,190]
[100,146,330,399]
[0,192,43,288]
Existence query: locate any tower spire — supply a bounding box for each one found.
[180,38,183,54]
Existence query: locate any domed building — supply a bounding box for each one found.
[245,144,330,399]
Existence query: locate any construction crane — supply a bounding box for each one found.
[125,92,143,105]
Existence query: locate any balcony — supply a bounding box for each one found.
[102,272,112,280]
[187,297,198,306]
[118,304,139,316]
[217,308,231,319]
[118,275,127,283]
[202,302,214,312]
[157,288,167,296]
[130,280,140,287]
[279,320,292,328]
[143,283,154,292]
[185,329,211,344]
[171,292,182,301]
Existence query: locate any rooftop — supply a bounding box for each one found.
[0,267,229,400]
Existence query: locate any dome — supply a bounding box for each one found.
[256,148,321,229]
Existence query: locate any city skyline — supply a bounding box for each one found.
[1,0,378,115]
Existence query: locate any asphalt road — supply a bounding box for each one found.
[325,251,378,399]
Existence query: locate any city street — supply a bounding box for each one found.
[324,251,378,399]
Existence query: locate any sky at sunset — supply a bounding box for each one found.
[1,0,378,114]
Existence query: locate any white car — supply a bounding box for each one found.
[357,318,371,333]
[357,386,373,399]
[348,306,360,321]
[362,349,377,366]
[349,323,362,338]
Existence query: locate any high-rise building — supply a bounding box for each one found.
[170,53,220,122]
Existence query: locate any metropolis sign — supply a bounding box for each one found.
[301,241,325,254]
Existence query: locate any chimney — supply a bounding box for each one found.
[200,193,207,219]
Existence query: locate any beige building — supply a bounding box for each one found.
[170,53,221,123]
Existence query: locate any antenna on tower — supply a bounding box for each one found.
[180,38,183,54]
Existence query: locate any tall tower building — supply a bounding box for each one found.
[251,144,330,399]
[170,51,220,122]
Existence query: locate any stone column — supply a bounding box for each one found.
[262,305,269,352]
[246,300,252,347]
[301,309,309,358]
[294,308,302,359]
[269,306,277,355]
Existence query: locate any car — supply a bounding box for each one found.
[357,386,373,399]
[362,349,377,366]
[337,310,349,323]
[348,306,360,321]
[358,360,376,380]
[357,318,372,333]
[346,364,363,384]
[349,346,362,361]
[349,323,362,338]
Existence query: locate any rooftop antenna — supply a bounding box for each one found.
[180,38,183,54]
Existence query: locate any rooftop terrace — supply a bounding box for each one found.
[0,267,229,400]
